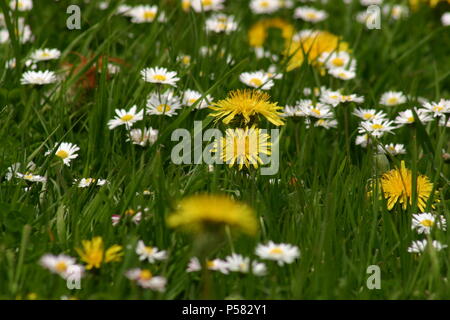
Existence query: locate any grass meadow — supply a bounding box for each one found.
[0,0,449,300]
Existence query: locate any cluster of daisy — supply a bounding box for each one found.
[355,94,450,149]
[283,87,364,130]
[18,48,61,85]
[107,66,215,147]
[408,213,447,254]
[124,240,168,291]
[187,241,299,276]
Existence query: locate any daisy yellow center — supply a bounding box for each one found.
[317,119,326,125]
[41,52,50,57]
[311,108,321,116]
[207,260,215,268]
[125,209,136,216]
[24,173,34,179]
[371,124,384,130]
[306,12,318,19]
[153,74,167,81]
[55,261,68,272]
[363,113,374,120]
[188,98,198,104]
[250,78,263,87]
[120,114,134,121]
[143,11,156,20]
[182,56,191,65]
[331,57,345,67]
[387,97,399,105]
[407,116,415,123]
[56,150,69,159]
[144,246,154,254]
[260,1,270,8]
[269,248,283,254]
[156,104,171,113]
[433,106,443,112]
[420,219,434,227]
[202,0,213,5]
[140,270,153,281]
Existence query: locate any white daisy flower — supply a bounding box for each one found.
[186,257,229,274]
[21,70,57,85]
[358,119,396,138]
[320,90,364,107]
[9,0,33,11]
[304,102,334,119]
[39,254,84,280]
[313,118,338,129]
[125,268,167,292]
[378,143,406,156]
[255,241,300,266]
[250,0,280,14]
[128,5,161,23]
[442,12,450,26]
[380,91,407,106]
[353,108,387,121]
[294,7,328,23]
[328,68,356,80]
[394,109,433,126]
[182,89,213,109]
[319,51,353,70]
[128,127,159,147]
[146,90,182,116]
[136,240,168,263]
[6,162,46,183]
[224,253,267,276]
[108,105,143,130]
[45,142,80,166]
[16,172,47,183]
[189,0,225,12]
[407,240,447,253]
[239,71,274,90]
[205,13,238,34]
[421,99,450,118]
[141,67,180,87]
[412,213,446,235]
[30,48,61,61]
[75,178,107,188]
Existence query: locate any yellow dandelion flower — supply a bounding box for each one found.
[284,30,350,71]
[248,18,295,48]
[76,236,123,270]
[167,194,258,236]
[212,126,271,170]
[380,161,434,212]
[209,89,284,126]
